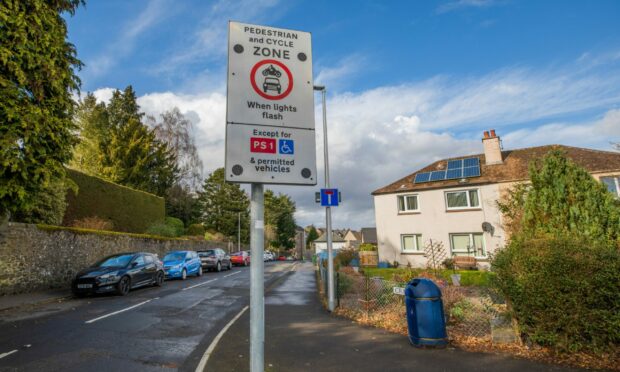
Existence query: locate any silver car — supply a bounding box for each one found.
[198,249,232,272]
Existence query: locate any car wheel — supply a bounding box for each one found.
[216,262,221,272]
[228,261,232,270]
[154,271,164,287]
[243,259,248,267]
[197,266,203,277]
[116,276,131,296]
[181,268,187,280]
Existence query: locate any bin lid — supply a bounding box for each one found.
[405,278,442,298]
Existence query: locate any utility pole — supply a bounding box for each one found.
[250,184,264,372]
[314,85,335,312]
[238,212,241,252]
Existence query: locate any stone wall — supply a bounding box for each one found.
[0,222,248,295]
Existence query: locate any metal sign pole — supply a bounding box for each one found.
[250,183,264,372]
[317,86,335,312]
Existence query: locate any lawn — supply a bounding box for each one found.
[361,267,494,287]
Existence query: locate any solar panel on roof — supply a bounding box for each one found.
[463,166,481,177]
[447,159,463,170]
[414,172,431,183]
[446,168,463,179]
[430,170,446,181]
[463,157,479,167]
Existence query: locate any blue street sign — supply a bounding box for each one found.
[320,188,339,207]
[278,139,294,155]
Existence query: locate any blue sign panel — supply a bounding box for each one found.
[320,188,339,207]
[278,139,294,155]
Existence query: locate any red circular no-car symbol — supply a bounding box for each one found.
[250,59,293,100]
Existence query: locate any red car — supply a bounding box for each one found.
[277,255,287,261]
[231,251,250,266]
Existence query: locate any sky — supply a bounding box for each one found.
[65,0,620,230]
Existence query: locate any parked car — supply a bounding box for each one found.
[231,251,250,266]
[163,250,202,280]
[263,251,275,261]
[198,249,232,272]
[277,255,287,261]
[72,252,164,296]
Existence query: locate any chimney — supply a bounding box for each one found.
[482,129,503,165]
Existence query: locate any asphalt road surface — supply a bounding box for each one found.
[0,261,297,372]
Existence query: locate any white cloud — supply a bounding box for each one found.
[315,55,366,92]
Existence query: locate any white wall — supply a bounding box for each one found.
[373,183,506,268]
[314,241,346,254]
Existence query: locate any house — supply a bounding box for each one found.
[313,231,347,254]
[360,227,377,245]
[343,229,362,249]
[372,130,620,268]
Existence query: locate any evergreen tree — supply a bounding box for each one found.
[0,0,84,218]
[499,149,620,242]
[198,168,249,242]
[165,184,201,227]
[306,225,319,249]
[70,93,109,175]
[264,190,297,249]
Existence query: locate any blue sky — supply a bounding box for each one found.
[66,0,620,229]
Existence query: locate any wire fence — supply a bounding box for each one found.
[317,265,513,341]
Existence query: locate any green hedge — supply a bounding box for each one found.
[63,169,165,233]
[362,267,493,287]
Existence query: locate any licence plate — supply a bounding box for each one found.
[77,284,93,289]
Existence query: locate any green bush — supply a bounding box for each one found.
[186,223,205,236]
[146,222,177,238]
[492,236,620,352]
[335,248,357,267]
[359,243,377,251]
[165,216,184,236]
[64,169,165,233]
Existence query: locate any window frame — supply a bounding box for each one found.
[601,176,620,197]
[397,194,420,214]
[449,233,486,258]
[445,188,481,210]
[401,234,423,253]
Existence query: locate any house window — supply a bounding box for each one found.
[397,194,419,212]
[601,176,620,197]
[401,234,423,252]
[450,233,486,257]
[445,189,480,210]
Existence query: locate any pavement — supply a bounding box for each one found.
[205,262,584,372]
[0,289,72,312]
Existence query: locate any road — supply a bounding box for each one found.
[0,261,298,372]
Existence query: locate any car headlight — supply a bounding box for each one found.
[98,273,117,283]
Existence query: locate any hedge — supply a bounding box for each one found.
[63,169,165,233]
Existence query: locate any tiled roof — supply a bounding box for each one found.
[372,145,620,195]
[361,227,377,244]
[314,231,347,243]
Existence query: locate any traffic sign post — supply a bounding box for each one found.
[320,188,339,207]
[226,21,315,372]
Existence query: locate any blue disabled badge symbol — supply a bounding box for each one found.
[278,139,294,155]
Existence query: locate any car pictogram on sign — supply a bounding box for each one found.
[263,77,281,94]
[250,59,293,100]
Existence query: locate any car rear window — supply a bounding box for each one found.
[199,250,215,257]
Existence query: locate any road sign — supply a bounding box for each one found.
[226,21,316,185]
[393,287,405,296]
[227,21,315,129]
[320,188,339,207]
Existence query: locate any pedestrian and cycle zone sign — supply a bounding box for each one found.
[225,21,317,185]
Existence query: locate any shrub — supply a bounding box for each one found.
[71,216,114,231]
[146,222,177,237]
[64,169,164,233]
[335,248,357,267]
[492,236,620,352]
[442,258,455,270]
[359,243,377,251]
[186,223,205,236]
[204,231,226,242]
[165,217,185,236]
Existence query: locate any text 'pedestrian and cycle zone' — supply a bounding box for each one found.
[226,21,316,185]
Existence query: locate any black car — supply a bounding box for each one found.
[72,252,164,296]
[198,249,232,272]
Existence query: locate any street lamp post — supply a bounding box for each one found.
[314,85,335,312]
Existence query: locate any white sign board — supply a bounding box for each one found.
[393,287,406,296]
[226,21,316,185]
[227,22,315,129]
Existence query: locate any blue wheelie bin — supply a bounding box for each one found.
[405,278,447,347]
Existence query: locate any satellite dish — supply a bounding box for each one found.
[482,222,494,236]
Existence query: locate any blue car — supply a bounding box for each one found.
[163,251,202,280]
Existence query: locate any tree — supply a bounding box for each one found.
[197,168,249,242]
[0,0,84,218]
[499,149,620,243]
[165,184,201,227]
[147,108,203,189]
[70,93,109,175]
[306,225,319,249]
[264,190,297,249]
